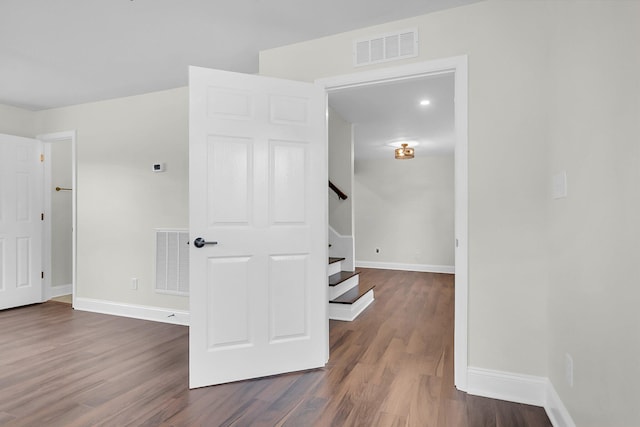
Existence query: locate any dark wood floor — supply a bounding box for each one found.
[0,269,551,426]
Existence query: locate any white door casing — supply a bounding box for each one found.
[39,130,77,304]
[189,67,328,388]
[0,134,44,310]
[317,55,469,391]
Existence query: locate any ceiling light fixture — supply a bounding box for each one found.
[395,143,414,160]
[419,99,431,106]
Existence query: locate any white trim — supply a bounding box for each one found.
[328,225,354,271]
[49,284,72,298]
[467,367,576,427]
[74,297,190,326]
[328,289,374,321]
[328,274,359,300]
[453,56,469,391]
[328,259,342,276]
[544,381,577,427]
[355,260,454,274]
[317,55,469,391]
[38,130,77,306]
[467,367,547,406]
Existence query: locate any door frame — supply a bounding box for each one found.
[317,55,469,391]
[38,130,77,305]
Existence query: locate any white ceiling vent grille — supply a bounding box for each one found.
[354,29,418,67]
[155,229,189,296]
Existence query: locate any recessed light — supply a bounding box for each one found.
[419,99,431,106]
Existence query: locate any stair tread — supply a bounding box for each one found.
[328,257,345,264]
[330,283,375,305]
[328,271,359,287]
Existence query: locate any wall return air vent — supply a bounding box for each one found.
[155,229,189,296]
[353,28,418,67]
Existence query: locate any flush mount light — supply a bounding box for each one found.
[395,143,414,160]
[419,99,431,106]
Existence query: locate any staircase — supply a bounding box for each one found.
[328,257,374,321]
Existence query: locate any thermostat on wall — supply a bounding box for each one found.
[152,163,165,173]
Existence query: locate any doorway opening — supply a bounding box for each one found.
[39,131,77,307]
[318,56,469,391]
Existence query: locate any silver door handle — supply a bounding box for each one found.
[194,237,218,248]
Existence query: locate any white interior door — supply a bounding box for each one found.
[189,67,328,388]
[0,134,43,310]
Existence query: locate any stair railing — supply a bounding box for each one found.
[329,180,348,200]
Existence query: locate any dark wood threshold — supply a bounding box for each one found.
[330,283,375,304]
[328,271,359,287]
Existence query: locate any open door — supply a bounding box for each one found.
[0,134,44,310]
[189,67,328,388]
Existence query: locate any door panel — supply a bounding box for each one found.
[0,134,43,310]
[269,254,308,341]
[270,141,307,223]
[207,136,252,225]
[206,256,252,349]
[189,67,327,388]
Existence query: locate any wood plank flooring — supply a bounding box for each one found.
[0,269,552,426]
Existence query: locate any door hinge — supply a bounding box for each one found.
[41,213,44,221]
[41,271,44,279]
[40,153,44,162]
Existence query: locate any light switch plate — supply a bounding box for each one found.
[552,171,567,199]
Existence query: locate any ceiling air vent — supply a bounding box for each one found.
[354,29,418,67]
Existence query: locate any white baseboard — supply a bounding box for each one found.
[467,367,547,406]
[355,260,455,274]
[74,297,190,326]
[467,367,575,427]
[49,284,72,298]
[544,379,577,427]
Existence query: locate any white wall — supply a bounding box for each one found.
[354,155,454,268]
[261,1,640,424]
[0,104,35,137]
[34,88,189,311]
[546,2,640,426]
[328,107,353,236]
[260,0,550,379]
[5,1,637,422]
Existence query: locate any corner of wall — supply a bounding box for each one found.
[0,104,37,137]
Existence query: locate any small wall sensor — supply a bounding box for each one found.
[152,163,165,173]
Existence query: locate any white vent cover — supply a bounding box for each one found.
[155,229,189,295]
[354,29,418,67]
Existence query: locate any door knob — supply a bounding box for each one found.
[194,237,218,248]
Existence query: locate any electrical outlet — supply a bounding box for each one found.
[565,353,574,387]
[131,278,138,290]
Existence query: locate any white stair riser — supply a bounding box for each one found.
[329,275,359,300]
[328,290,374,321]
[328,261,342,276]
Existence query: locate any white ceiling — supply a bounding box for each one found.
[0,0,481,110]
[329,73,455,159]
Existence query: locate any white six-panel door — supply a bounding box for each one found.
[188,67,328,388]
[0,134,43,310]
